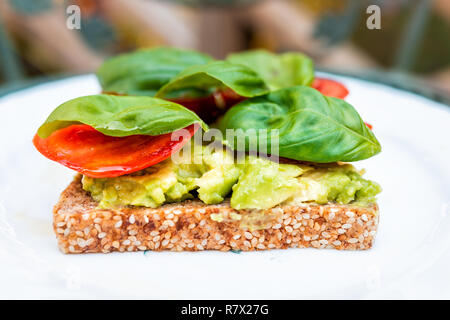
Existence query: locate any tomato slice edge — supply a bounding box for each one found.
[312,77,349,99]
[33,124,198,178]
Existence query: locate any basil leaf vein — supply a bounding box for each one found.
[218,86,381,162]
[155,61,270,98]
[96,47,213,96]
[226,50,314,90]
[37,94,208,138]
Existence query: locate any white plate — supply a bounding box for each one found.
[0,74,449,299]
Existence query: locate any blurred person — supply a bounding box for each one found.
[0,0,379,78]
[0,0,448,95]
[0,0,201,78]
[348,0,450,94]
[0,0,103,75]
[256,0,449,93]
[243,0,378,69]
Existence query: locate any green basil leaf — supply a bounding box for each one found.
[218,86,381,162]
[96,47,213,96]
[155,61,270,98]
[227,50,314,90]
[37,94,208,138]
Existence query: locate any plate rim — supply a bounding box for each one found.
[1,71,449,108]
[1,73,450,298]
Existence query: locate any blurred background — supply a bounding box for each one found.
[0,0,449,100]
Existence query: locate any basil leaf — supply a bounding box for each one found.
[155,61,270,98]
[96,47,213,96]
[227,50,314,90]
[37,94,208,138]
[218,86,381,162]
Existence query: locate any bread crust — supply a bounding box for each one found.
[53,175,379,254]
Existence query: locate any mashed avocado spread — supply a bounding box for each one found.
[82,146,381,209]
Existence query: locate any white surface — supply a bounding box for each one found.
[0,74,449,299]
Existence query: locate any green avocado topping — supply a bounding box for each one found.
[82,145,381,210]
[34,48,382,215]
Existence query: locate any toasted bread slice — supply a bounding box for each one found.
[53,175,379,253]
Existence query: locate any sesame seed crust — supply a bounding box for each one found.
[53,176,379,254]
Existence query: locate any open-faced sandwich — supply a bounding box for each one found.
[33,48,381,254]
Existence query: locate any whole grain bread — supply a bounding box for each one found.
[53,175,379,254]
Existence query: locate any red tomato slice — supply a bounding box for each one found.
[312,78,349,99]
[364,122,373,130]
[33,124,198,178]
